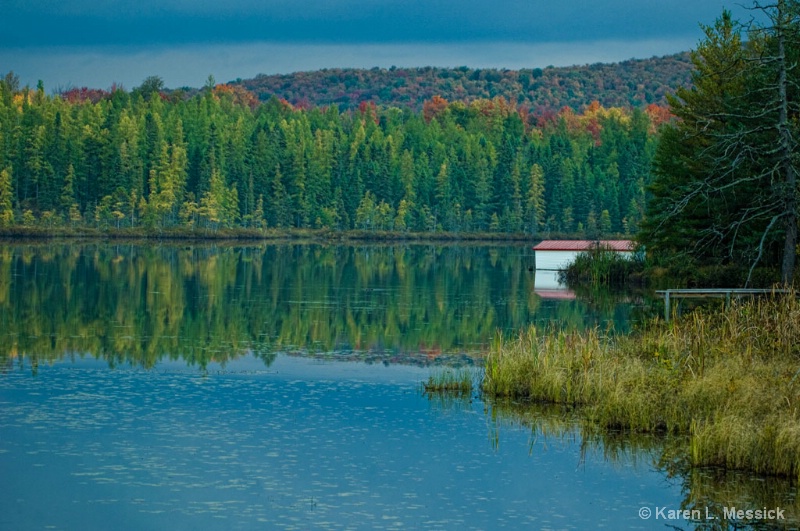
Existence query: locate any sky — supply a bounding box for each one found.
[0,0,756,91]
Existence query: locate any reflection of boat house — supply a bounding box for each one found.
[533,240,635,271]
[533,269,576,299]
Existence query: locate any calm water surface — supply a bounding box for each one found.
[0,243,796,530]
[2,355,680,530]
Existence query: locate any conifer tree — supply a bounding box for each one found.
[0,167,14,227]
[641,4,800,284]
[525,163,546,236]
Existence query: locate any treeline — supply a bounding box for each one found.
[236,53,692,113]
[0,74,669,235]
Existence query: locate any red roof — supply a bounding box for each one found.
[533,240,634,251]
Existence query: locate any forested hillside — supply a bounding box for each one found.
[0,74,670,235]
[235,53,692,112]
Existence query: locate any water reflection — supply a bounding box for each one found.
[482,399,800,530]
[0,242,639,369]
[1,238,796,529]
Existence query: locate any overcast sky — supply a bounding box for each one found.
[1,0,756,90]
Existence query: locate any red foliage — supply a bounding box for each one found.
[293,97,312,110]
[358,100,378,124]
[585,118,602,145]
[534,107,558,128]
[60,87,109,104]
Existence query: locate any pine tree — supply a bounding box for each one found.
[525,163,545,235]
[600,209,612,236]
[0,167,14,226]
[268,165,291,228]
[641,4,800,283]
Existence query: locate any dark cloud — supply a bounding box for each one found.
[2,0,758,89]
[2,39,696,90]
[3,1,748,47]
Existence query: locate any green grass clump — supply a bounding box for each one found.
[423,368,474,394]
[483,291,800,480]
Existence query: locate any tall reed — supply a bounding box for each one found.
[483,291,800,480]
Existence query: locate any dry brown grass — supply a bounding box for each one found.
[483,291,800,480]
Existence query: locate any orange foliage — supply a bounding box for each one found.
[645,103,674,132]
[581,101,603,145]
[213,84,260,110]
[423,95,449,123]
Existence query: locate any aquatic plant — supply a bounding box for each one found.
[483,291,800,481]
[423,367,474,394]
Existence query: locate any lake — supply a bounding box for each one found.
[0,242,796,530]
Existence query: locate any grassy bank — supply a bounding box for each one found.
[483,292,800,480]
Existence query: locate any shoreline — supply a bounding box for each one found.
[0,226,600,245]
[482,292,800,481]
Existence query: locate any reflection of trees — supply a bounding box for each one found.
[0,243,637,369]
[487,399,800,529]
[566,283,646,334]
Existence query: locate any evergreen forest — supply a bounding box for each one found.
[0,73,670,236]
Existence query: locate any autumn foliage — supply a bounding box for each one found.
[0,73,658,237]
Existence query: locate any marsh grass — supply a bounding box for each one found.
[423,367,475,394]
[483,291,800,481]
[561,246,644,287]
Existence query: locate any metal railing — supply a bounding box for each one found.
[654,288,793,321]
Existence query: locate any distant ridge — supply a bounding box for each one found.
[233,52,692,112]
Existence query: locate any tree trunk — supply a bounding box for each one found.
[777,2,797,285]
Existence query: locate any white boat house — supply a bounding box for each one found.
[533,240,635,271]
